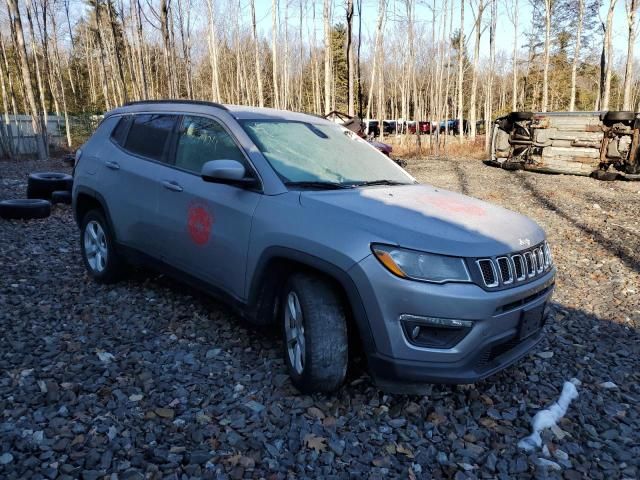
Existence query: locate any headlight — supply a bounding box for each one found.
[371,244,471,283]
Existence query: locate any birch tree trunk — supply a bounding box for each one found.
[7,0,47,159]
[207,0,221,101]
[323,0,331,114]
[271,0,280,108]
[469,0,484,140]
[622,0,638,110]
[508,0,518,112]
[485,0,496,149]
[135,0,148,99]
[541,0,551,112]
[569,0,584,111]
[457,0,464,142]
[250,0,264,107]
[365,0,386,130]
[601,0,618,110]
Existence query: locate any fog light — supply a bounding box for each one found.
[399,314,473,329]
[400,314,473,349]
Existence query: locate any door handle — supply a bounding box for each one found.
[105,160,120,170]
[162,180,183,192]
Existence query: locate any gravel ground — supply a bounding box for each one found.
[1,156,639,480]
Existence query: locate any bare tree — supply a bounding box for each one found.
[623,0,638,109]
[569,0,584,111]
[323,0,331,113]
[457,0,464,142]
[365,0,386,127]
[541,0,551,112]
[346,0,354,116]
[207,0,221,101]
[271,0,280,108]
[250,0,264,107]
[6,0,47,159]
[469,0,484,139]
[601,0,618,110]
[485,0,496,149]
[506,0,518,111]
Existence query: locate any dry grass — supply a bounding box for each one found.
[385,134,488,160]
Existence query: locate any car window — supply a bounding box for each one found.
[174,116,247,174]
[124,114,177,161]
[240,120,413,184]
[110,115,130,146]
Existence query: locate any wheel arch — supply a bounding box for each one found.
[247,247,376,355]
[74,186,117,240]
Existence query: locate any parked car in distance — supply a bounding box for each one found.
[490,110,640,178]
[407,121,435,135]
[383,121,397,135]
[73,100,555,394]
[366,120,380,137]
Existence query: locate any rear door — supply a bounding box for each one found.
[155,114,261,300]
[105,113,178,257]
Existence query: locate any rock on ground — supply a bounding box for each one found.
[0,156,638,479]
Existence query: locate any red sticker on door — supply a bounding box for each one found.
[187,203,213,245]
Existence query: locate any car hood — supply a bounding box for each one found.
[299,184,545,257]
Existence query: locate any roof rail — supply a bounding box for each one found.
[122,99,228,110]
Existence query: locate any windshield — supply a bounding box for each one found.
[240,120,414,185]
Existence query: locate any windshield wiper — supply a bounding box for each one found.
[350,179,412,187]
[284,181,354,190]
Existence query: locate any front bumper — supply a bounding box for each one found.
[350,255,556,389]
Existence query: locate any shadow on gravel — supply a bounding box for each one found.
[515,173,640,273]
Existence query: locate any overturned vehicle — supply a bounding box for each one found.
[489,111,640,179]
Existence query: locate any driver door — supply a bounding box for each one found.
[156,115,260,300]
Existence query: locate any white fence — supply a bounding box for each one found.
[0,115,66,155]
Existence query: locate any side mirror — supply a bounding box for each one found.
[201,160,258,188]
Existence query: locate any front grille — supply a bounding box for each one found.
[475,242,553,289]
[497,257,513,284]
[477,259,498,287]
[512,254,526,280]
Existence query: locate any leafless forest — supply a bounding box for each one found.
[0,0,639,159]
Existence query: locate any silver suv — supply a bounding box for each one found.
[73,100,556,393]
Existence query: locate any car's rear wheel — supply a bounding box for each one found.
[281,272,348,393]
[80,209,125,283]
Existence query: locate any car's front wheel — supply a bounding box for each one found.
[80,209,125,283]
[281,272,349,393]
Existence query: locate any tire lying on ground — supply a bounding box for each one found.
[602,111,636,122]
[27,172,73,200]
[0,199,51,220]
[508,111,534,121]
[51,190,72,205]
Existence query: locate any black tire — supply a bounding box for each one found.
[281,272,348,393]
[591,170,620,181]
[0,199,51,220]
[80,209,126,283]
[51,190,72,205]
[27,172,73,200]
[602,111,636,122]
[508,111,534,121]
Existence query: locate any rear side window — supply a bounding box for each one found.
[124,114,177,161]
[110,115,130,146]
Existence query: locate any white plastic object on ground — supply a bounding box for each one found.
[518,380,579,451]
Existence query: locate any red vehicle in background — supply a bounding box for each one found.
[407,121,435,134]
